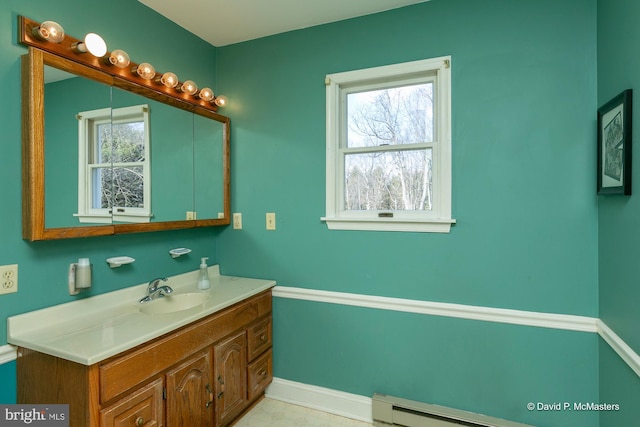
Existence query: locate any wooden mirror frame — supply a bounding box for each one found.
[20,19,230,241]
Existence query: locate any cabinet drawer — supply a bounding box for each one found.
[247,317,272,361]
[247,349,272,401]
[100,378,163,427]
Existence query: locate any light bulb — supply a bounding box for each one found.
[72,33,107,57]
[132,63,156,80]
[214,95,228,107]
[180,80,198,96]
[107,49,130,68]
[157,72,179,88]
[198,88,214,102]
[32,21,65,43]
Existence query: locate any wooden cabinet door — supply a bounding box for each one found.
[214,331,247,426]
[166,349,214,427]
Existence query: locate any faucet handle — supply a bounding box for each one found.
[148,277,168,291]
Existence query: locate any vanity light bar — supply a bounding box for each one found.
[18,16,227,111]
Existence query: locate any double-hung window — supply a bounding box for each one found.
[323,56,454,233]
[76,104,151,223]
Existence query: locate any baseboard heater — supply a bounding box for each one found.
[372,393,535,427]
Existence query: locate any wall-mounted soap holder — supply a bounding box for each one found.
[68,258,92,295]
[169,248,191,258]
[106,256,135,268]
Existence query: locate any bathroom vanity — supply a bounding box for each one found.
[8,267,275,427]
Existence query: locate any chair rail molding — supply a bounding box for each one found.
[272,286,597,332]
[0,344,17,364]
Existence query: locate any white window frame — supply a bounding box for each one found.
[322,56,454,233]
[75,104,151,224]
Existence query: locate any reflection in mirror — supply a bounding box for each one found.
[44,65,112,228]
[194,113,224,219]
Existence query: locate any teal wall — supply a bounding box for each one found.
[0,0,219,401]
[597,0,640,425]
[217,0,599,315]
[0,361,16,403]
[216,0,601,425]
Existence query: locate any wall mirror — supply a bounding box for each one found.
[21,19,230,241]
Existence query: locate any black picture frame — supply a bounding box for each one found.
[597,89,632,195]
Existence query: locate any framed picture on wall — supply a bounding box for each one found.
[597,89,632,195]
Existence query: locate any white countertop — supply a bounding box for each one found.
[7,266,275,365]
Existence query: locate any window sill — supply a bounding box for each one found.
[112,214,152,224]
[75,213,152,224]
[321,217,456,233]
[74,213,111,224]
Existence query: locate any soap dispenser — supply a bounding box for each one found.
[198,257,210,290]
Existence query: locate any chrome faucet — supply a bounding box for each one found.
[139,277,173,303]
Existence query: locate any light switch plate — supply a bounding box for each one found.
[233,213,243,229]
[266,213,276,230]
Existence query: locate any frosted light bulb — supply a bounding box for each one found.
[73,33,107,57]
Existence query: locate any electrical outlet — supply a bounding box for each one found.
[186,211,196,220]
[0,264,18,295]
[233,212,243,229]
[266,212,276,230]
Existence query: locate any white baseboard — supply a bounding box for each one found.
[266,377,373,423]
[0,344,16,365]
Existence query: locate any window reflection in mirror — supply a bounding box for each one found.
[76,104,150,223]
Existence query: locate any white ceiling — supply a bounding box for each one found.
[138,0,430,47]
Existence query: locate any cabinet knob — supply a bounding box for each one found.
[260,334,267,342]
[135,416,144,426]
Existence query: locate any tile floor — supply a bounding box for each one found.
[234,398,374,427]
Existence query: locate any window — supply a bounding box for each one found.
[76,104,151,223]
[323,56,454,233]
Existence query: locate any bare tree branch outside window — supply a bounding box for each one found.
[345,83,434,211]
[96,121,145,209]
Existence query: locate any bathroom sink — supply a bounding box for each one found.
[140,293,210,315]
